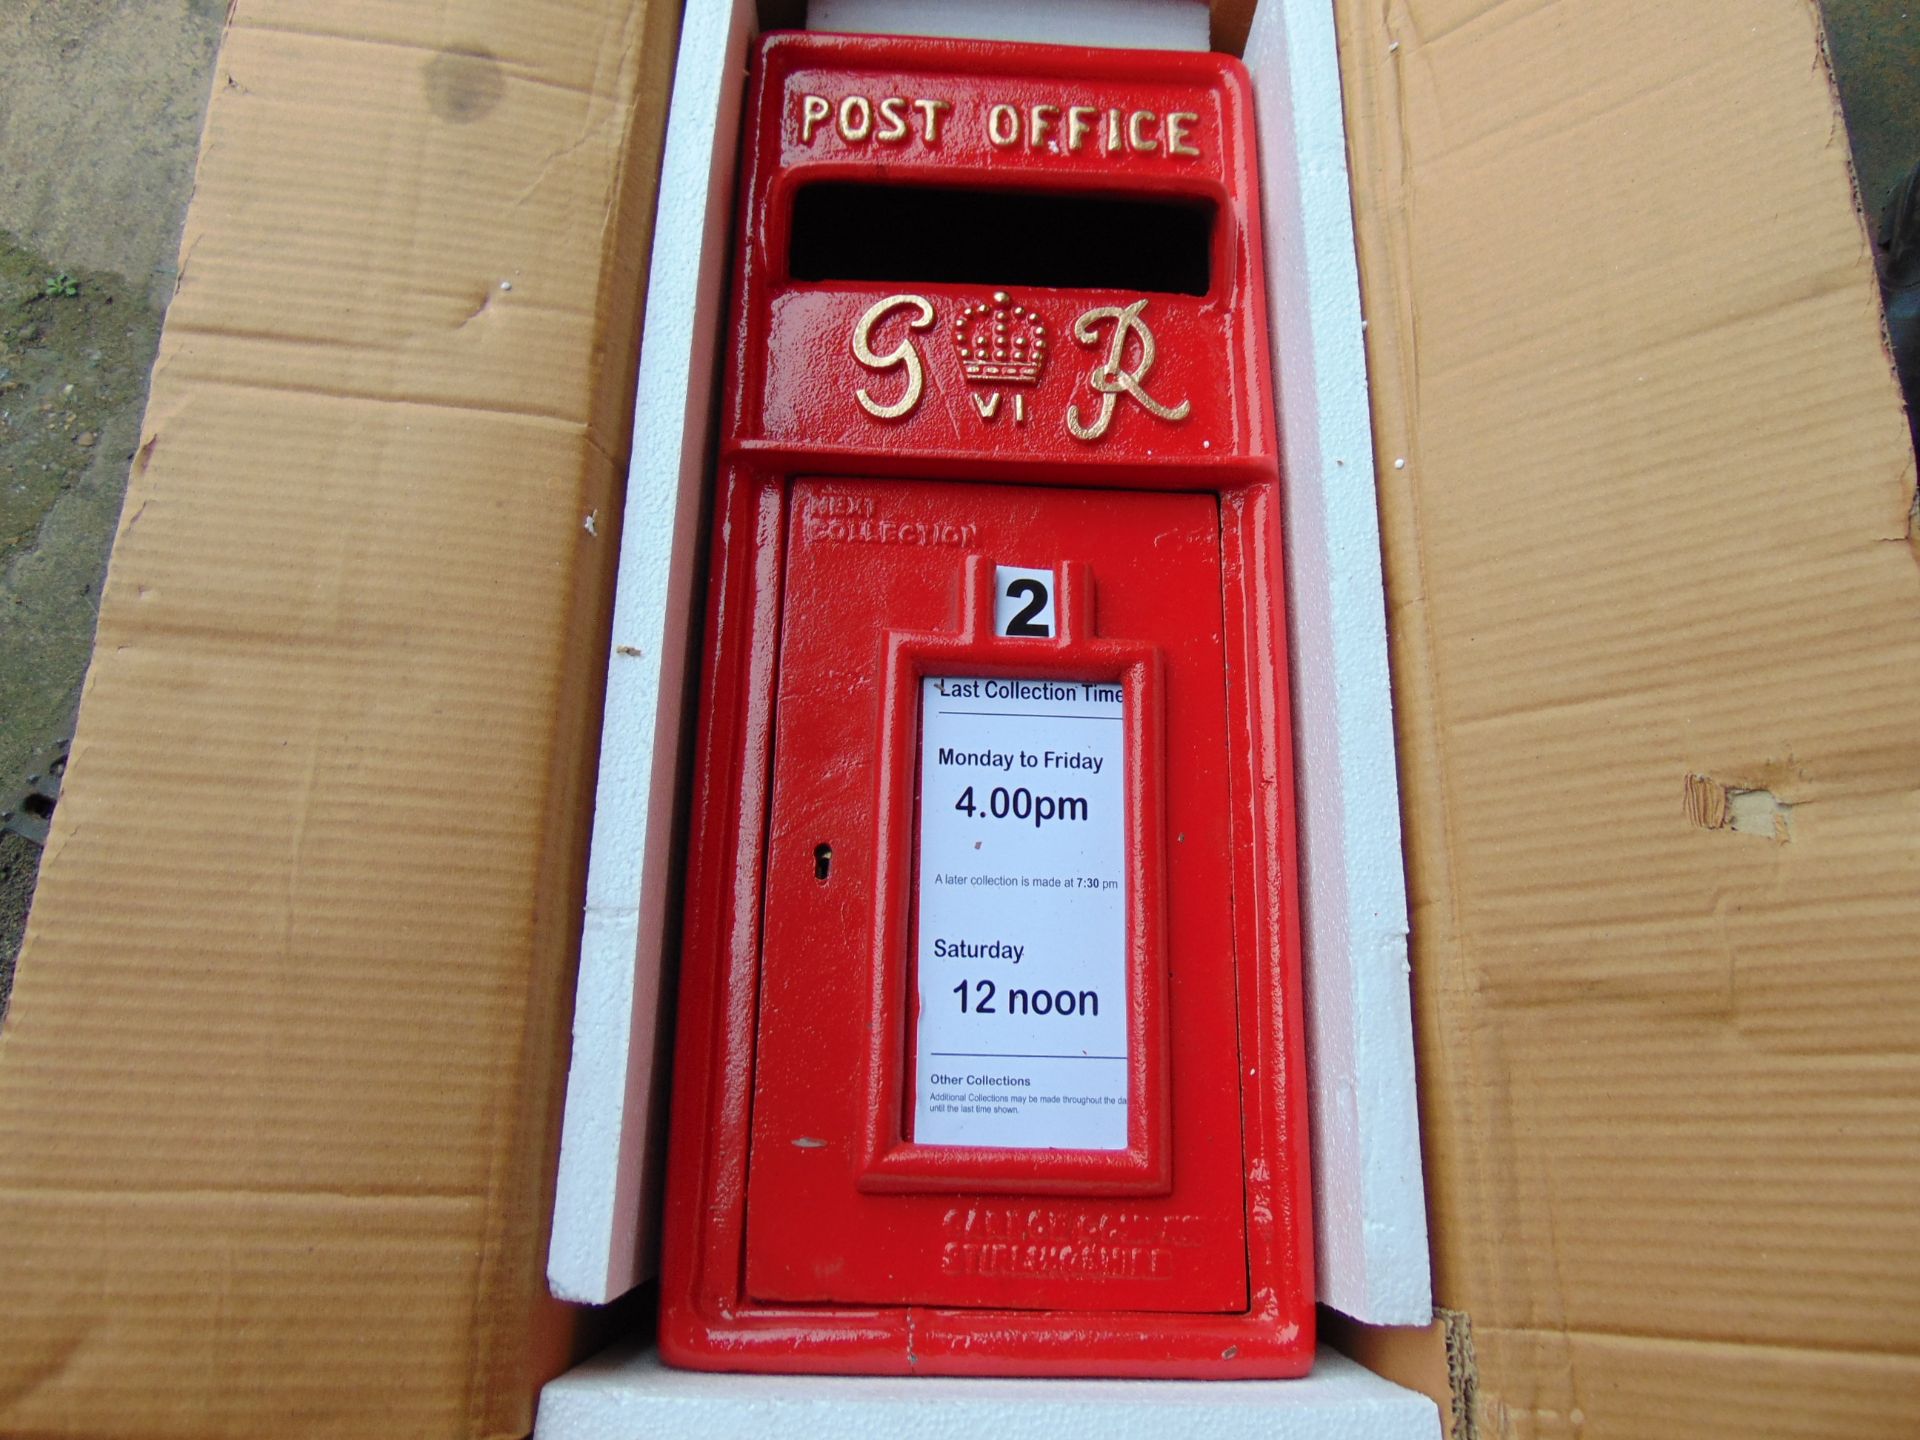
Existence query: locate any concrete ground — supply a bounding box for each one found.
[0,2,1914,1018]
[1824,0,1920,221]
[0,0,226,1013]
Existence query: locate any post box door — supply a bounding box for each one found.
[743,477,1249,1314]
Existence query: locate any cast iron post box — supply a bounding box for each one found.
[660,31,1314,1377]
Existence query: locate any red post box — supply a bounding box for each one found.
[659,31,1314,1378]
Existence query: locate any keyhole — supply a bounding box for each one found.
[814,843,832,881]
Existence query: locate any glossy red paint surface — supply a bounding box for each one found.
[660,32,1314,1377]
[746,482,1246,1313]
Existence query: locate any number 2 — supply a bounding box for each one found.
[1003,578,1050,637]
[992,564,1056,638]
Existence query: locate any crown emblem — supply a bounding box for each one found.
[952,292,1048,385]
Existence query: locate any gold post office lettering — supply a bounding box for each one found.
[796,93,1201,158]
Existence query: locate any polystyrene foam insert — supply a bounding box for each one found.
[547,0,755,1305]
[1244,0,1431,1325]
[809,0,1210,50]
[534,1343,1442,1440]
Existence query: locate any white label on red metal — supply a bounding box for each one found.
[911,675,1127,1150]
[992,566,1057,639]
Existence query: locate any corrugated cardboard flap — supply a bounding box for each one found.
[0,2,677,1436]
[1335,0,1920,1434]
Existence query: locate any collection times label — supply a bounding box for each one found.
[913,676,1128,1150]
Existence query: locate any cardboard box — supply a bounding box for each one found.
[1341,3,1920,1433]
[3,2,1915,1439]
[0,2,682,1434]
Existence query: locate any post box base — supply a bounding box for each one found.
[535,1342,1441,1439]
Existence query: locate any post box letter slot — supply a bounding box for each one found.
[788,182,1215,296]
